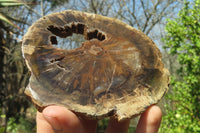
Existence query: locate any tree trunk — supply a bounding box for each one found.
[0,28,7,133]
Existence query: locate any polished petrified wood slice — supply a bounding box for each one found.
[22,10,170,121]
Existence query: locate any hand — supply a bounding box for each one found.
[37,105,162,133]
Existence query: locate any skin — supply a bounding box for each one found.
[37,105,162,133]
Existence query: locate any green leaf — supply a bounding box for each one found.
[0,12,22,31]
[0,0,24,7]
[0,12,14,26]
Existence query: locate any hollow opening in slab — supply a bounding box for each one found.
[47,23,106,50]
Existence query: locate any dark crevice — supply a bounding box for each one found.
[97,32,105,41]
[50,36,57,45]
[77,23,85,34]
[87,30,98,40]
[47,22,106,46]
[86,29,105,41]
[50,56,65,63]
[57,63,65,68]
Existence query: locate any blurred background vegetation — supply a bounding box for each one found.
[0,0,199,133]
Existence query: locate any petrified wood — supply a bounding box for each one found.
[22,10,170,121]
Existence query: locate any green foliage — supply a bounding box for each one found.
[0,0,25,29]
[0,0,24,7]
[7,116,35,133]
[97,118,136,133]
[0,127,5,133]
[160,0,200,132]
[97,118,109,132]
[128,126,136,133]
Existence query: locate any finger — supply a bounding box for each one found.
[79,117,98,133]
[105,117,130,133]
[41,105,82,133]
[37,111,55,133]
[41,105,97,133]
[36,105,81,133]
[135,105,162,133]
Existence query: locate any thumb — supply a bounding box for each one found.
[37,105,81,133]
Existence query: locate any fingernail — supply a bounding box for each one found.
[43,114,62,132]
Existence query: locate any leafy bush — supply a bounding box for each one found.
[7,116,35,133]
[160,0,200,132]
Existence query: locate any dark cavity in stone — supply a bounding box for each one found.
[47,22,106,46]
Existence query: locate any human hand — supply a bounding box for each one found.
[36,105,162,133]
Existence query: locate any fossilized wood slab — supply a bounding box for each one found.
[22,10,170,121]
